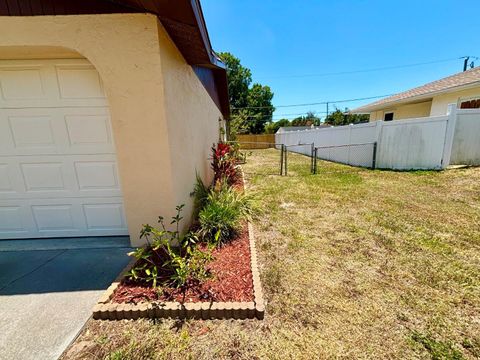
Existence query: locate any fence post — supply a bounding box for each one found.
[280,144,284,175]
[374,120,383,167]
[284,146,288,176]
[310,143,314,174]
[314,148,318,174]
[441,104,457,169]
[348,124,353,164]
[372,142,377,169]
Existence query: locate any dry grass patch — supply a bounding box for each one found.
[64,149,480,359]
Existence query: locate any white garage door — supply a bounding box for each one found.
[0,59,128,239]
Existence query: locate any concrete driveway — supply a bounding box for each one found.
[0,237,132,360]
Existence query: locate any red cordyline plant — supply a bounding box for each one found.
[211,142,239,185]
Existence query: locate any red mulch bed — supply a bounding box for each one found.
[112,167,253,304]
[112,223,253,304]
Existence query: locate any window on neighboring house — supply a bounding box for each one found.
[460,98,480,109]
[384,112,394,121]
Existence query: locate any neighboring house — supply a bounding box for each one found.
[0,1,229,246]
[351,67,480,121]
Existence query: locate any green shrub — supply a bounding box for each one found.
[211,142,239,185]
[198,181,256,245]
[126,205,212,290]
[193,173,210,217]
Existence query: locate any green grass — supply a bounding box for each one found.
[63,149,480,359]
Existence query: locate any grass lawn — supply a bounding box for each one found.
[64,149,480,359]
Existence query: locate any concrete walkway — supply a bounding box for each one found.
[0,237,131,360]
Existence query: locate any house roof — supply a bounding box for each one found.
[351,67,480,113]
[0,0,230,118]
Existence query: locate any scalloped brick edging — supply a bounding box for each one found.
[92,221,265,320]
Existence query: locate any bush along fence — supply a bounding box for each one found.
[276,106,480,170]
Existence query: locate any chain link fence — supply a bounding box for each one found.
[232,140,377,176]
[313,142,377,173]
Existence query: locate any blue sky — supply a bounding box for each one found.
[201,0,480,121]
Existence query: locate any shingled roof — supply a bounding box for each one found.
[351,67,480,113]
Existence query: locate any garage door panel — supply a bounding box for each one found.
[0,59,108,108]
[66,114,111,146]
[0,65,49,102]
[32,204,77,231]
[0,58,127,239]
[0,198,127,239]
[21,162,67,192]
[0,155,122,200]
[0,163,15,192]
[0,107,114,156]
[56,65,106,100]
[75,161,119,190]
[0,206,27,233]
[83,203,126,231]
[9,115,55,148]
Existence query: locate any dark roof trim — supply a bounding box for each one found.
[0,0,229,118]
[190,0,224,68]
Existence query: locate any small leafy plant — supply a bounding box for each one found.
[229,141,247,164]
[211,142,239,185]
[126,205,212,290]
[197,181,256,245]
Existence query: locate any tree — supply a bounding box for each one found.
[290,111,321,126]
[218,52,251,109]
[229,109,250,138]
[324,108,369,126]
[218,52,275,135]
[246,84,274,133]
[264,118,290,134]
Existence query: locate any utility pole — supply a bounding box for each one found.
[463,57,470,72]
[326,102,329,120]
[462,56,476,71]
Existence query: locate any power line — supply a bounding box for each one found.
[254,56,472,80]
[232,93,396,111]
[272,111,329,117]
[240,109,352,121]
[242,110,330,119]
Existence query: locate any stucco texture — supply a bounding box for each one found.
[0,14,221,245]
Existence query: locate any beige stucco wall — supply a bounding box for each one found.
[369,100,432,121]
[0,14,221,246]
[430,87,480,116]
[155,25,221,223]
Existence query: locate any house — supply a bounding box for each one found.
[0,1,229,246]
[351,67,480,121]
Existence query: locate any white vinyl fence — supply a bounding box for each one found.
[450,109,480,166]
[377,116,449,169]
[275,106,480,170]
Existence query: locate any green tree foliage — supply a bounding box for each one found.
[324,108,369,126]
[219,52,275,135]
[290,111,321,126]
[246,84,274,133]
[218,52,251,109]
[264,118,291,134]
